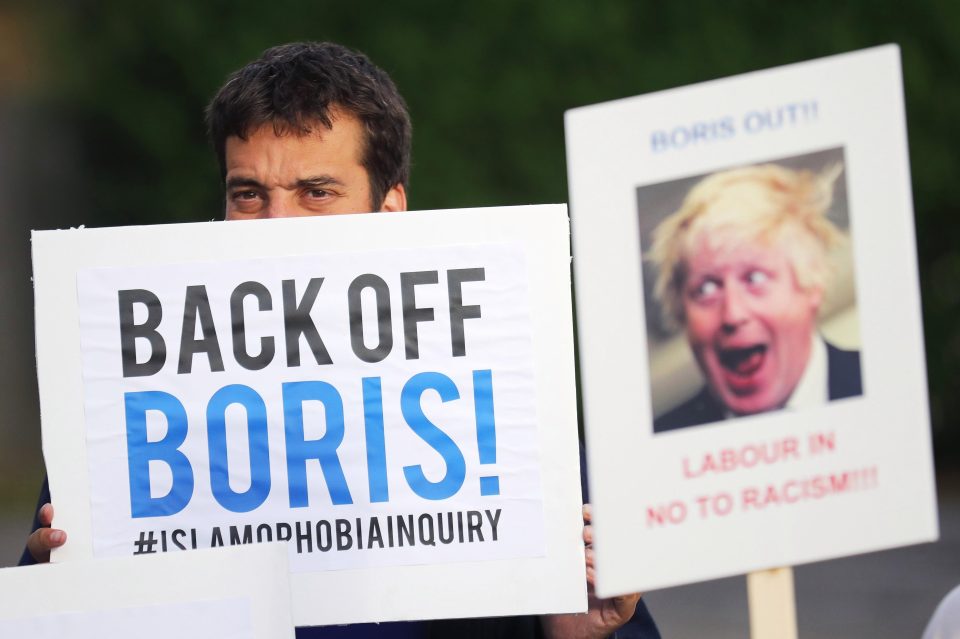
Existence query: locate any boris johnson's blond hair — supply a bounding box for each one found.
[649,163,846,327]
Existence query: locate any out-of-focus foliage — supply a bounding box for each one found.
[5,0,960,474]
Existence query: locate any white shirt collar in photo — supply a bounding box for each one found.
[785,334,828,411]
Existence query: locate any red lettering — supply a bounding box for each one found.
[742,487,760,510]
[829,472,851,492]
[808,431,836,455]
[646,501,687,527]
[740,467,876,512]
[682,437,801,479]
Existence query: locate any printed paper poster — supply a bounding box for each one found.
[78,243,543,571]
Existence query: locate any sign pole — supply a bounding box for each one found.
[747,567,798,639]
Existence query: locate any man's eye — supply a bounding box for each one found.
[693,280,720,299]
[306,189,330,199]
[231,190,260,201]
[745,270,770,286]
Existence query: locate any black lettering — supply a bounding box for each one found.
[256,523,273,543]
[368,518,384,548]
[229,524,253,545]
[348,274,393,363]
[296,520,313,553]
[485,508,502,541]
[282,278,332,367]
[172,528,188,550]
[397,514,415,547]
[336,519,353,550]
[400,271,438,359]
[447,268,484,357]
[178,285,225,374]
[437,512,454,544]
[119,289,166,377]
[418,514,436,546]
[317,520,333,552]
[467,510,484,542]
[231,281,275,370]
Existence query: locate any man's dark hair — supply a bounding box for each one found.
[206,42,412,208]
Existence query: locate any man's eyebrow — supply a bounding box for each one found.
[224,175,345,190]
[225,176,264,190]
[295,175,343,189]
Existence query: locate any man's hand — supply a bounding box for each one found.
[542,505,641,639]
[25,503,66,563]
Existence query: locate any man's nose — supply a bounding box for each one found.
[721,284,749,329]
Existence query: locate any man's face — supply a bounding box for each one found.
[223,109,406,219]
[681,234,822,415]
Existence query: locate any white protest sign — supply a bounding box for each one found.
[33,205,586,625]
[566,45,938,596]
[0,544,293,638]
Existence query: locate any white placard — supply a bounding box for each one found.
[0,544,293,638]
[566,45,938,596]
[33,205,586,625]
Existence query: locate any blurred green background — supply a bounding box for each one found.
[0,0,957,630]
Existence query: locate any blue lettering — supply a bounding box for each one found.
[401,372,466,500]
[283,381,353,506]
[651,129,670,153]
[649,117,737,153]
[125,391,194,518]
[206,385,271,513]
[473,370,499,496]
[363,377,389,502]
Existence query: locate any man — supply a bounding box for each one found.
[24,42,658,638]
[650,162,862,433]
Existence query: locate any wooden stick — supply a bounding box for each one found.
[747,567,798,639]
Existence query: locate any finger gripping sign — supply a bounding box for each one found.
[33,205,585,625]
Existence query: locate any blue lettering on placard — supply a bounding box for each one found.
[650,100,819,153]
[283,381,353,507]
[472,370,500,496]
[650,116,736,153]
[124,369,499,515]
[401,372,467,500]
[363,377,390,503]
[207,384,271,513]
[125,391,194,518]
[743,100,818,134]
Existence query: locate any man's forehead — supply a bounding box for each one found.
[685,231,789,269]
[224,114,365,171]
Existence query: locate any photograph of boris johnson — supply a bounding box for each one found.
[640,147,863,433]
